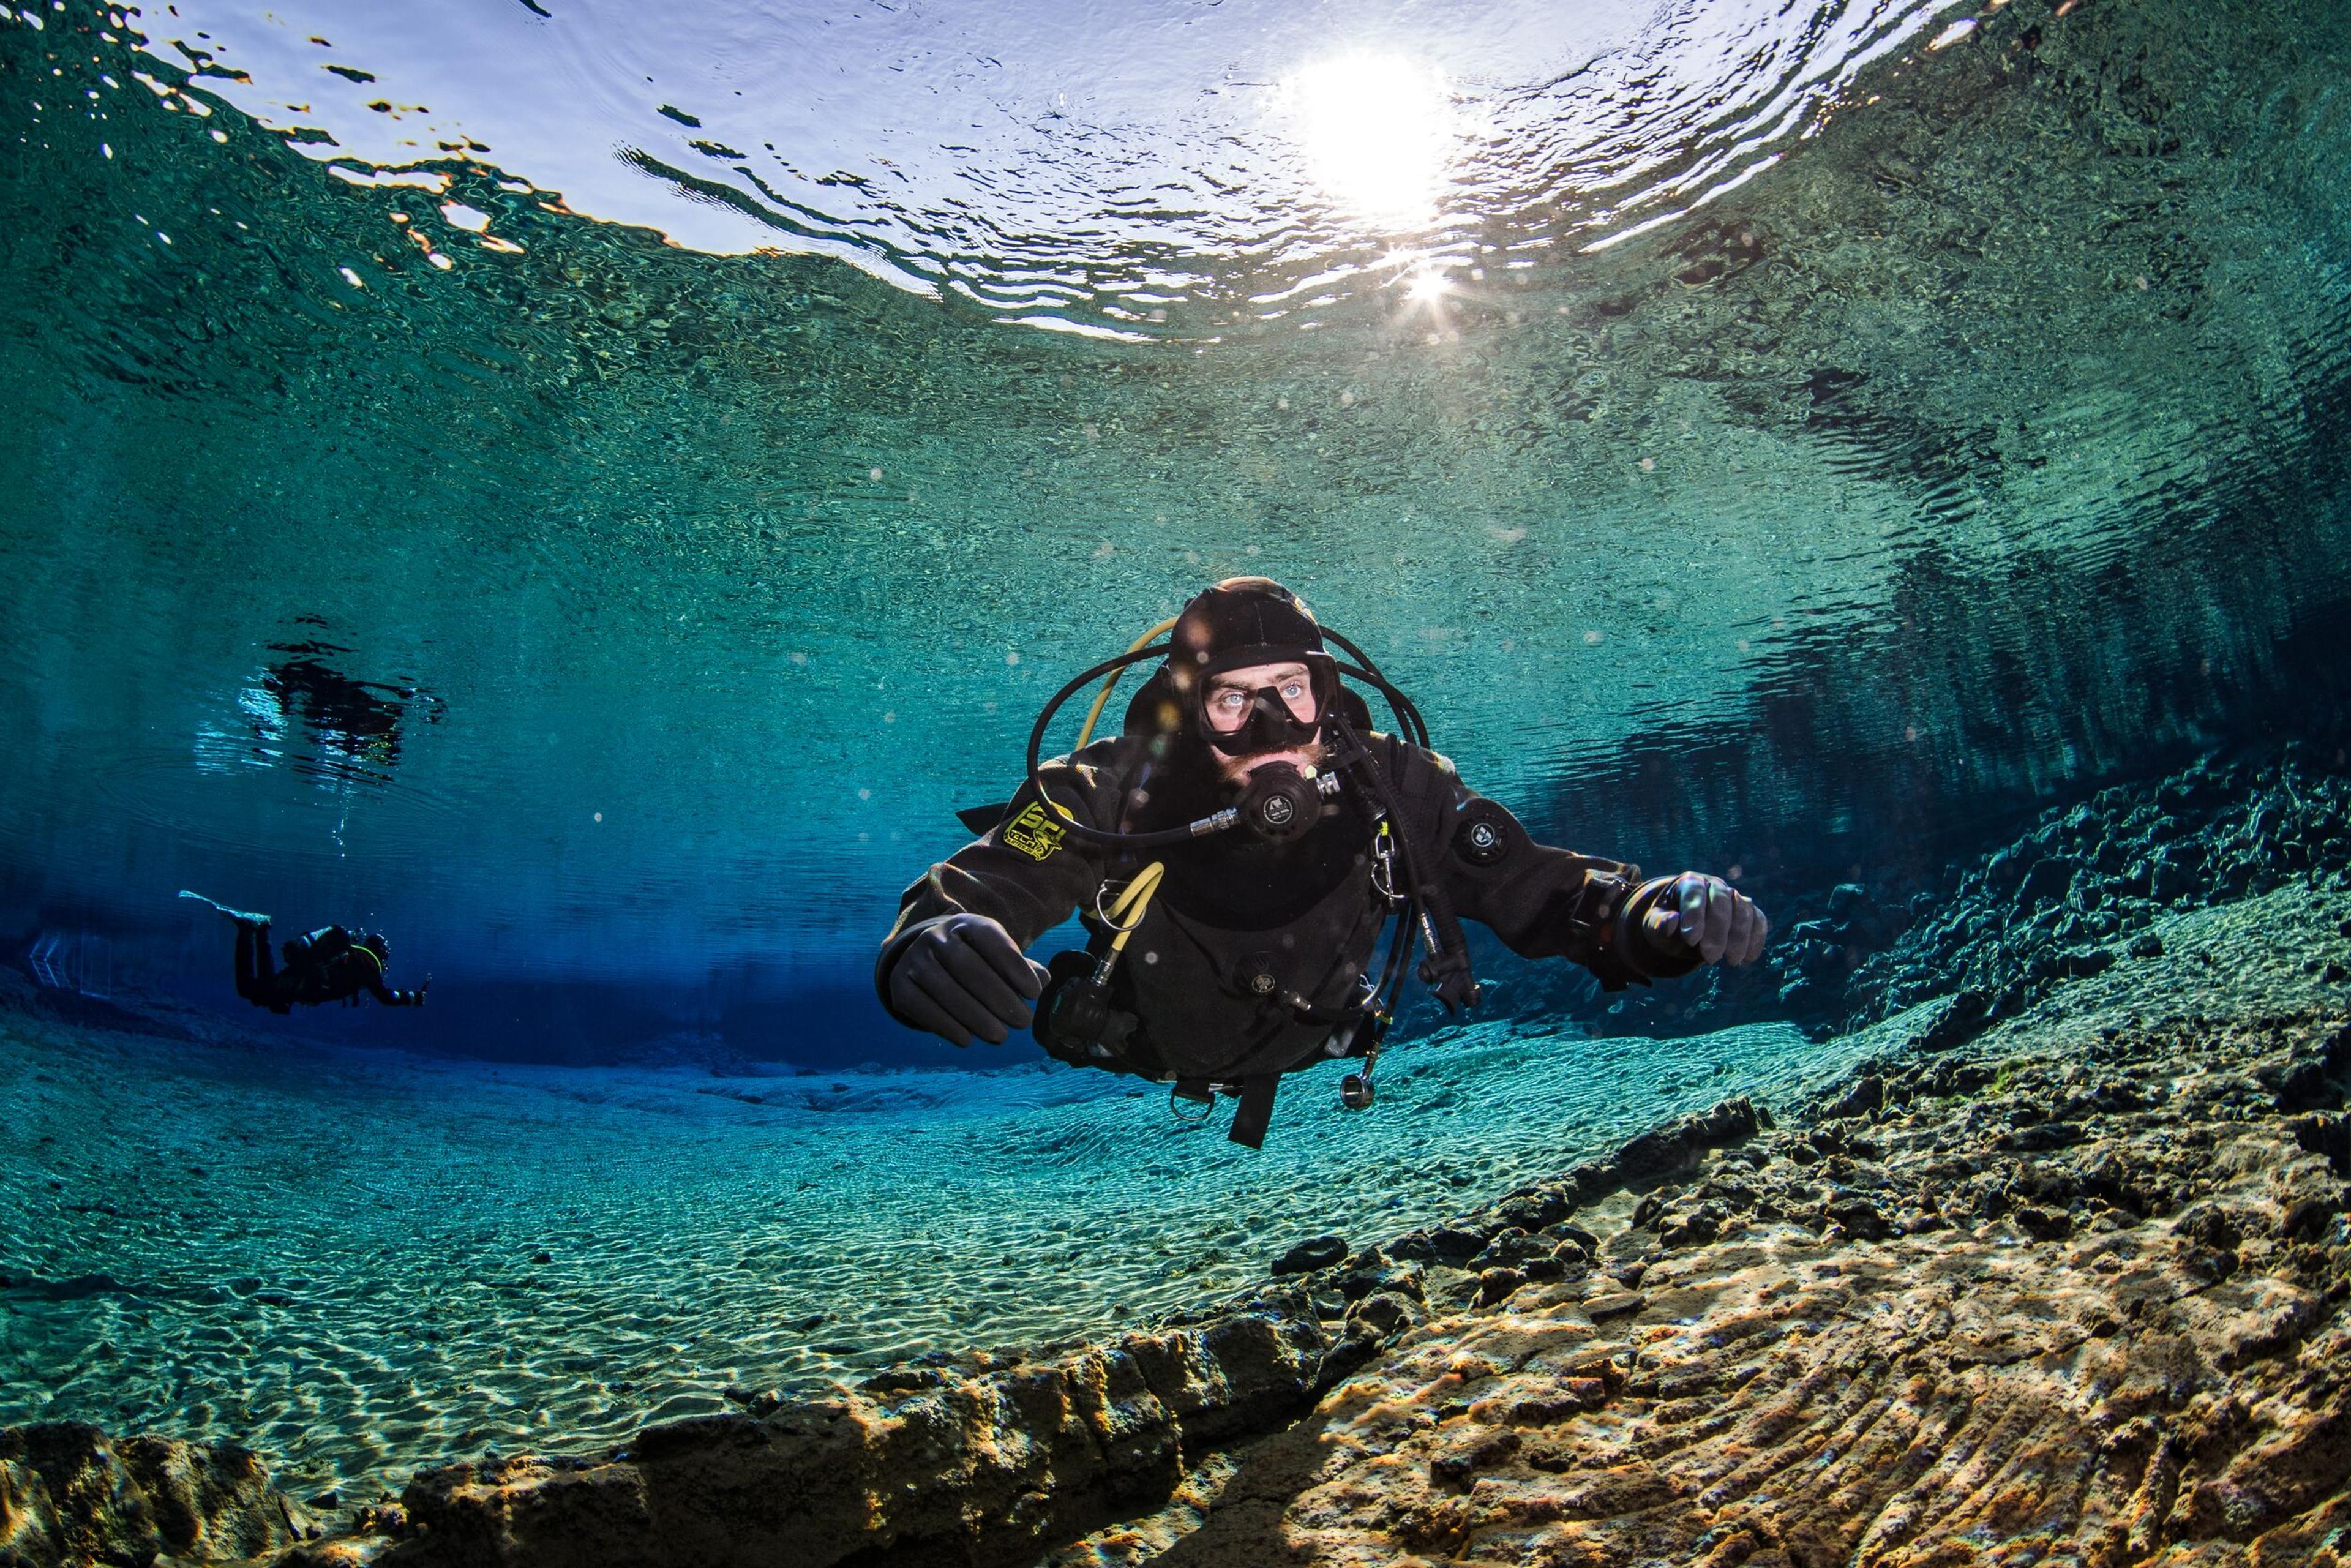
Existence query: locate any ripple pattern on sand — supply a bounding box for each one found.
[0,1015,1882,1498]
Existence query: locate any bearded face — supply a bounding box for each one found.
[1199,659,1329,785]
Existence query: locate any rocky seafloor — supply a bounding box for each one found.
[1590,743,2351,1045]
[12,754,2351,1566]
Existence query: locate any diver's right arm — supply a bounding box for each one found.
[874,745,1127,1045]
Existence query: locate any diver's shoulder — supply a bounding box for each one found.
[1047,732,1147,768]
[1041,733,1152,789]
[1373,733,1460,781]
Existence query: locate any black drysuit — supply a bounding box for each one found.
[878,732,1698,1098]
[235,925,422,1014]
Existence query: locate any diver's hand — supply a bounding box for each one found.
[888,914,1049,1046]
[1642,872,1768,966]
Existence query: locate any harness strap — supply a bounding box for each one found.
[1228,1075,1280,1149]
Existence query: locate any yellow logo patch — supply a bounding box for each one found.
[1000,801,1067,862]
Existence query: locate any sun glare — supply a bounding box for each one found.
[1287,54,1453,229]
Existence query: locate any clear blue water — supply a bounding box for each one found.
[2,0,2349,1513]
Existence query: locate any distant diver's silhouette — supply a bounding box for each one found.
[181,891,427,1014]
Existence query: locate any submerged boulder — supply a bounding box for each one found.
[396,1303,1331,1568]
[1270,1236,1349,1276]
[0,1422,310,1566]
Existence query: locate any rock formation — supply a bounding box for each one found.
[0,1423,313,1566]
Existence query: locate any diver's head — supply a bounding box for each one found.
[358,932,390,964]
[1166,578,1338,783]
[1199,659,1327,784]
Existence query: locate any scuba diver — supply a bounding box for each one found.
[181,891,427,1015]
[875,578,1768,1148]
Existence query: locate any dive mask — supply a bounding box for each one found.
[1192,651,1340,757]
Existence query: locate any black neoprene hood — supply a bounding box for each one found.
[1165,578,1341,756]
[1169,577,1326,680]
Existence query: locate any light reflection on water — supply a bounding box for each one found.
[135,0,1970,332]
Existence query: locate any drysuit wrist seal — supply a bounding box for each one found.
[1553,871,1633,952]
[1610,875,1685,977]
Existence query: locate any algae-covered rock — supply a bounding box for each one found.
[0,1422,309,1566]
[393,1302,1329,1567]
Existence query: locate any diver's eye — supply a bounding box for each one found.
[1281,682,1305,700]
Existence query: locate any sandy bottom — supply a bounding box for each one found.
[0,1010,1884,1502]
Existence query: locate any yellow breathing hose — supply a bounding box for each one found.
[1072,616,1179,752]
[1093,861,1166,980]
[1101,861,1164,954]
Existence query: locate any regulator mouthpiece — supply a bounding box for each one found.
[1235,763,1336,844]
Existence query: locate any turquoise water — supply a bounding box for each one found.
[2,0,2349,1522]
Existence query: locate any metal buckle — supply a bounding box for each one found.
[1370,819,1403,905]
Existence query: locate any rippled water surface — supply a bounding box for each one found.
[2,0,2350,1505]
[132,0,1975,328]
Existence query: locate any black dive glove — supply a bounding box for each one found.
[886,913,1049,1047]
[1623,872,1769,970]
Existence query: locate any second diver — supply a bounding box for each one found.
[184,891,428,1015]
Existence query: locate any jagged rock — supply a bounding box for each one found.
[1817,1074,1884,1120]
[1655,1199,1727,1248]
[1344,1292,1423,1337]
[1839,751,2351,1036]
[1465,1229,1549,1272]
[1386,1226,1488,1266]
[1269,1236,1348,1276]
[2258,1051,2347,1113]
[1311,1327,1387,1393]
[394,1304,1329,1567]
[0,1423,309,1566]
[1475,1267,1528,1306]
[1485,1184,1575,1233]
[1614,1097,1759,1178]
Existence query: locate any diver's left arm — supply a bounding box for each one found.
[1390,744,1766,989]
[362,972,427,1007]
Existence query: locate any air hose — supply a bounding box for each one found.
[1073,618,1179,751]
[1092,861,1164,985]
